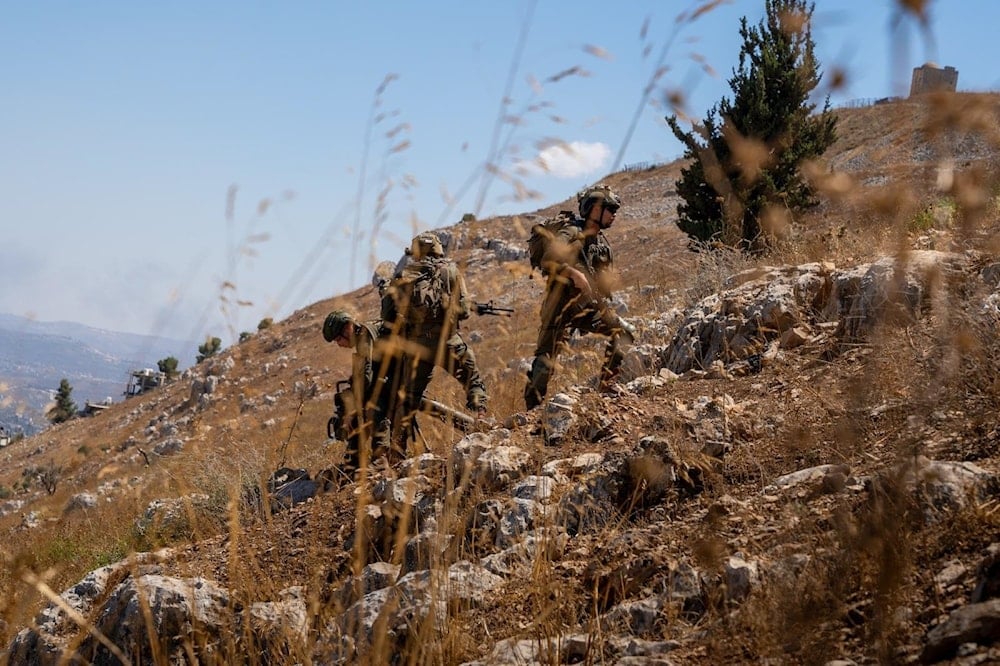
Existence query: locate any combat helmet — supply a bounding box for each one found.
[407,232,445,259]
[322,310,353,342]
[577,184,622,218]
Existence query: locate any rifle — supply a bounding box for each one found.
[327,378,482,439]
[474,300,514,317]
[419,397,479,431]
[327,379,354,440]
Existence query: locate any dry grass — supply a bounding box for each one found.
[3,4,1000,664]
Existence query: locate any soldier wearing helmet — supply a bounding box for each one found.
[322,310,402,477]
[524,184,632,410]
[381,232,489,434]
[577,185,623,228]
[406,232,445,259]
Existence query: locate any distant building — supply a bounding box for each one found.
[82,396,114,416]
[910,63,958,96]
[124,368,167,397]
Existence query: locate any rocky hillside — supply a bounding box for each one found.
[2,93,1000,665]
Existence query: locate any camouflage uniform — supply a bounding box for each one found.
[323,313,403,472]
[381,234,488,443]
[524,186,630,410]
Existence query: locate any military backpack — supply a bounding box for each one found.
[527,211,582,274]
[391,256,453,331]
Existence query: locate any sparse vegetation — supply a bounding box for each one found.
[196,336,222,363]
[257,317,273,330]
[157,355,180,379]
[33,461,62,495]
[910,196,956,232]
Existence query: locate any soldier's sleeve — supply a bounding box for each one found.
[379,284,398,326]
[453,265,470,320]
[359,329,375,388]
[543,225,584,277]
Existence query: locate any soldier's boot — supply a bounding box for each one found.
[524,356,553,411]
[598,339,626,394]
[335,434,361,480]
[384,415,413,464]
[370,418,393,461]
[598,365,622,395]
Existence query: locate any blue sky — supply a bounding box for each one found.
[2,0,998,349]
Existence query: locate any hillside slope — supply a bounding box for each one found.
[2,93,1000,664]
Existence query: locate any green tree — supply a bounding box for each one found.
[157,356,180,379]
[666,0,837,251]
[256,317,273,331]
[47,378,77,424]
[196,336,222,364]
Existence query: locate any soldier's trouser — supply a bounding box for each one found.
[444,334,487,411]
[341,354,407,469]
[343,414,394,468]
[524,292,626,410]
[387,351,437,456]
[392,333,487,450]
[406,333,487,411]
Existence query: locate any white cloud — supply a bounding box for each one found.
[514,141,611,179]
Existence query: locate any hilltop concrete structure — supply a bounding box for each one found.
[910,63,958,96]
[124,368,166,397]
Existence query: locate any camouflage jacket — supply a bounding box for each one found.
[348,321,383,398]
[544,225,616,299]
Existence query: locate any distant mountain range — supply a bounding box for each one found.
[0,313,197,436]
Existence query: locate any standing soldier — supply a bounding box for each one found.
[322,310,401,477]
[381,233,488,445]
[524,184,633,410]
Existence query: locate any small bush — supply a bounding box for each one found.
[157,356,180,380]
[909,198,955,232]
[196,336,222,363]
[43,537,83,566]
[257,317,274,331]
[38,461,62,495]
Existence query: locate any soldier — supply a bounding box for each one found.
[524,184,633,410]
[322,310,402,476]
[381,233,488,441]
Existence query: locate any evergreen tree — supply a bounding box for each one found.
[46,378,77,424]
[667,0,837,250]
[157,356,180,379]
[196,336,222,364]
